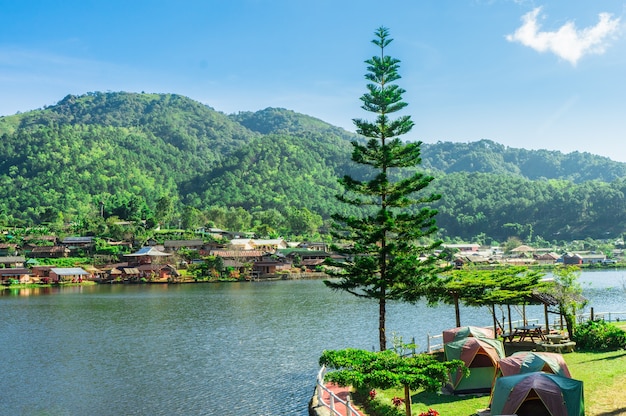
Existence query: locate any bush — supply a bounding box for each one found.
[573,320,626,351]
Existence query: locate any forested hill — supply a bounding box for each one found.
[420,140,626,183]
[1,91,625,242]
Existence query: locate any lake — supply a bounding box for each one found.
[1,270,624,415]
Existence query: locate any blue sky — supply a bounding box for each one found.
[2,0,626,161]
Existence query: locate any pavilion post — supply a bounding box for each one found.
[507,304,512,334]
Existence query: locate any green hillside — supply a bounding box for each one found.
[1,91,626,242]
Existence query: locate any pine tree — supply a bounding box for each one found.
[325,27,447,351]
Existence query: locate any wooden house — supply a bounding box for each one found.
[30,245,70,258]
[0,256,26,268]
[562,253,583,265]
[61,236,95,254]
[0,243,18,256]
[534,252,560,265]
[0,267,32,284]
[163,239,204,252]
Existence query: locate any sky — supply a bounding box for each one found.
[2,0,626,161]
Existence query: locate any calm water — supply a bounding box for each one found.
[1,270,624,415]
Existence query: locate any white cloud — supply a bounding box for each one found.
[507,7,621,65]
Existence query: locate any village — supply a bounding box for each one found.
[0,229,622,286]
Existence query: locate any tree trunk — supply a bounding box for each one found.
[565,311,576,339]
[404,384,412,416]
[379,296,386,351]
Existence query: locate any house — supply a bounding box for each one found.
[209,250,265,262]
[0,243,18,256]
[228,239,255,251]
[196,227,233,239]
[281,249,330,270]
[30,245,70,258]
[124,246,172,266]
[163,239,204,252]
[0,267,32,284]
[296,242,329,252]
[580,253,606,265]
[30,266,55,279]
[137,263,179,280]
[49,267,90,283]
[198,241,226,256]
[534,252,560,265]
[252,255,292,276]
[120,267,141,280]
[61,236,95,255]
[453,255,493,269]
[251,238,288,252]
[561,253,583,265]
[0,256,26,268]
[510,245,536,258]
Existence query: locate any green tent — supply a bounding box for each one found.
[491,372,584,416]
[444,336,505,393]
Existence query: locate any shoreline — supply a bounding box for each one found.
[1,272,330,290]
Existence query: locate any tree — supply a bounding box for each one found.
[324,27,447,351]
[438,267,547,333]
[319,348,465,416]
[285,206,323,236]
[549,265,587,338]
[155,196,175,228]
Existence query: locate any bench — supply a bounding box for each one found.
[536,341,576,353]
[501,332,515,342]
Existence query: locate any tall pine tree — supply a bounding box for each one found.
[325,27,447,351]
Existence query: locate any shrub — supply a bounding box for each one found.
[573,320,626,351]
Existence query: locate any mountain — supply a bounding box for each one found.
[0,92,259,223]
[1,91,625,242]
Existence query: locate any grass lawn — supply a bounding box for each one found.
[363,349,626,416]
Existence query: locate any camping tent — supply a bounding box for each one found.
[442,326,495,344]
[444,336,505,393]
[498,351,571,378]
[491,372,584,416]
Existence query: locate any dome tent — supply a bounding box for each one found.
[444,336,505,394]
[498,351,571,378]
[442,326,494,344]
[491,372,584,416]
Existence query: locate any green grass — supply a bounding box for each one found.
[362,349,626,416]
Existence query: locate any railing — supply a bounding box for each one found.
[427,333,443,353]
[316,365,361,416]
[502,318,539,329]
[551,310,626,328]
